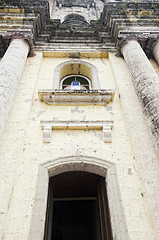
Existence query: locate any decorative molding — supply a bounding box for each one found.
[0,31,35,57]
[41,120,114,143]
[38,89,115,105]
[42,124,52,143]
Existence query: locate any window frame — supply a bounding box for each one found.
[60,74,92,90]
[44,172,113,240]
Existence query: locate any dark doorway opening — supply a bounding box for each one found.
[44,172,112,240]
[53,200,100,240]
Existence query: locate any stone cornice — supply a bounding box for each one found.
[2,2,159,53]
[0,31,35,57]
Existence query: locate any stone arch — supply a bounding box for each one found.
[54,11,93,24]
[53,60,100,89]
[29,156,128,240]
[62,13,89,28]
[64,13,88,23]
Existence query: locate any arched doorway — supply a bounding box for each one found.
[29,157,128,240]
[44,171,112,240]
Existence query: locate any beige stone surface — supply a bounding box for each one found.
[0,53,158,239]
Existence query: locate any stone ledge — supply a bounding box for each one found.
[38,89,115,105]
[41,120,114,143]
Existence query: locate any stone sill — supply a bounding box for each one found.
[41,120,114,143]
[38,89,115,105]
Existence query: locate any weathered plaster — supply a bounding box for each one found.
[0,54,158,240]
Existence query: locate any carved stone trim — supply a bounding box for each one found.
[0,31,35,57]
[38,89,115,105]
[41,121,114,143]
[42,125,52,143]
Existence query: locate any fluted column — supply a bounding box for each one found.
[0,32,34,138]
[118,35,159,146]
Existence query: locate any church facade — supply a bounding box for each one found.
[0,0,159,239]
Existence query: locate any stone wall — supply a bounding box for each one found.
[0,1,159,240]
[0,53,158,240]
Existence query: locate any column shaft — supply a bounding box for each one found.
[152,41,159,65]
[121,40,159,144]
[0,38,29,138]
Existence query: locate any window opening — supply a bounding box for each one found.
[61,75,91,90]
[44,172,112,240]
[54,60,100,90]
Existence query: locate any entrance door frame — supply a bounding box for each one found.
[28,156,129,240]
[45,172,112,240]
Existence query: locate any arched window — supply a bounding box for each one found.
[60,75,91,90]
[38,60,114,105]
[53,60,100,90]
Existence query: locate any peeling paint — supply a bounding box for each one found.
[92,130,102,140]
[37,111,45,117]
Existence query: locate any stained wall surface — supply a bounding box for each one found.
[50,0,104,22]
[0,52,159,240]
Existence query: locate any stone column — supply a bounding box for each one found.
[152,41,159,64]
[118,35,159,146]
[0,32,34,138]
[146,35,159,66]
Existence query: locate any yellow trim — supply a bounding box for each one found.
[9,8,21,13]
[0,8,24,13]
[0,9,8,13]
[0,16,24,20]
[43,51,109,58]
